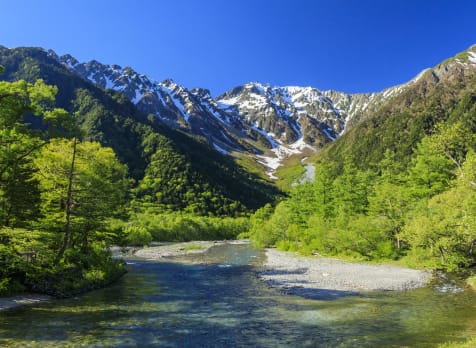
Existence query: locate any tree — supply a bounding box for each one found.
[431,121,476,177]
[312,162,335,219]
[0,79,71,227]
[34,139,128,262]
[368,182,411,250]
[407,136,455,200]
[332,159,373,218]
[400,149,476,271]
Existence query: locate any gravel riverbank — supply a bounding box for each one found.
[258,249,432,299]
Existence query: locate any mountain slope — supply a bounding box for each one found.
[5,44,473,183]
[316,44,476,171]
[0,46,281,214]
[53,52,416,178]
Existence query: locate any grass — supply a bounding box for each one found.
[438,336,476,348]
[274,154,307,191]
[183,244,204,252]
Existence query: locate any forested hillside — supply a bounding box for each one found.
[0,47,280,296]
[0,46,280,215]
[247,46,476,272]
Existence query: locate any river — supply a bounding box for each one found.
[1,243,476,347]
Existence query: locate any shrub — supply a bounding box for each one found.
[124,225,153,246]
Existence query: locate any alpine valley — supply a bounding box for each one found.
[1,42,476,312]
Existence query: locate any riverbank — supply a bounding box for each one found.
[258,249,432,298]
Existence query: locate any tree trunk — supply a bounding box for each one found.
[56,137,77,263]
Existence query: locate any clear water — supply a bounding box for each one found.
[1,243,476,347]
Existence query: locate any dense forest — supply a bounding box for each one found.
[246,54,476,273]
[0,49,279,296]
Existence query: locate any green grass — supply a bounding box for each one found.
[274,154,306,191]
[232,151,270,180]
[438,336,476,348]
[183,244,204,252]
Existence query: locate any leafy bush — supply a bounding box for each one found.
[128,210,250,242]
[123,225,152,246]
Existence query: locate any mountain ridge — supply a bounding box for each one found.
[46,49,421,178]
[8,44,474,179]
[316,43,476,172]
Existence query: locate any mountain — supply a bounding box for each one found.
[317,44,476,171]
[3,44,474,183]
[52,52,414,178]
[0,46,280,214]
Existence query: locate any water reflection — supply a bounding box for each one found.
[1,243,476,347]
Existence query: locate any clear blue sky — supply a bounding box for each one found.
[1,0,476,95]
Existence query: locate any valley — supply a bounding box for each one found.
[1,42,476,347]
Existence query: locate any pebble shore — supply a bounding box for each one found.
[257,249,431,298]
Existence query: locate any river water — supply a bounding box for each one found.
[1,243,476,347]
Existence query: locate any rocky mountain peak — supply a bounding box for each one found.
[53,47,474,178]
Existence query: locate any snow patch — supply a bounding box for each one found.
[256,137,315,179]
[251,125,279,148]
[132,90,144,104]
[469,52,476,64]
[321,128,336,141]
[213,143,229,155]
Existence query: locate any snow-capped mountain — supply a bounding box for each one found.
[49,51,411,177]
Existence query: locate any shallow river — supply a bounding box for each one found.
[1,243,476,347]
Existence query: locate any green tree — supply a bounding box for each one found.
[0,79,71,227]
[332,159,373,218]
[400,150,476,271]
[312,162,335,219]
[34,139,128,262]
[407,136,455,200]
[368,182,411,251]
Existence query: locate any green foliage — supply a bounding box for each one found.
[127,207,250,243]
[407,137,456,199]
[0,244,26,295]
[0,79,71,228]
[400,176,476,271]
[133,129,280,216]
[466,275,476,288]
[318,65,476,174]
[183,244,204,251]
[0,46,281,216]
[0,47,282,296]
[249,118,476,271]
[438,336,476,348]
[0,75,128,295]
[123,225,152,246]
[26,244,126,297]
[274,155,306,191]
[34,139,128,257]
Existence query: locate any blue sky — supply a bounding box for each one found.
[1,0,476,95]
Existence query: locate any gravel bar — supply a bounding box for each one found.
[133,241,223,260]
[258,249,432,299]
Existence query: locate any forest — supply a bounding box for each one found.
[246,81,476,273]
